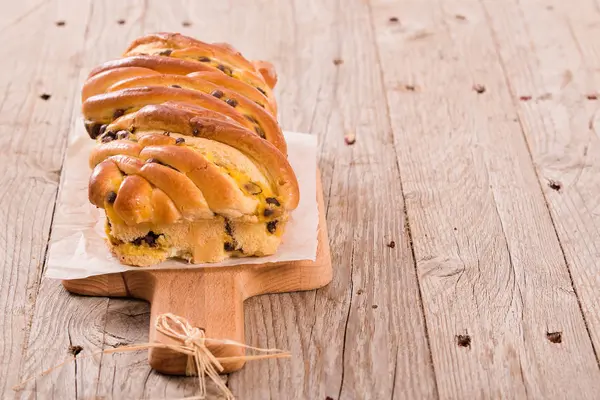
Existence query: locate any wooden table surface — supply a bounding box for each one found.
[3,0,600,398]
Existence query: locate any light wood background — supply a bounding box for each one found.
[3,0,600,398]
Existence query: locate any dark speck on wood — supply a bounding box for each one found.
[456,334,471,348]
[547,331,562,343]
[473,84,486,94]
[548,179,561,192]
[68,345,83,356]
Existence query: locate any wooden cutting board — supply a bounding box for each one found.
[62,175,331,374]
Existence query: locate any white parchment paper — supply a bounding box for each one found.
[45,128,318,279]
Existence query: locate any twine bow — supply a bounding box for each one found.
[14,313,291,400]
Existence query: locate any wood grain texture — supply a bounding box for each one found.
[13,1,175,398]
[144,0,436,399]
[0,0,93,397]
[482,0,600,355]
[7,0,600,398]
[370,0,600,398]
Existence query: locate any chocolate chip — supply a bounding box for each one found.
[175,137,185,145]
[244,182,262,195]
[264,209,274,217]
[267,220,278,234]
[182,21,192,27]
[224,242,235,251]
[211,89,224,98]
[519,95,532,101]
[144,231,160,247]
[55,21,66,27]
[387,241,396,248]
[224,219,234,237]
[132,231,161,247]
[255,125,266,138]
[587,94,598,100]
[333,58,344,66]
[116,130,129,140]
[266,197,280,206]
[389,17,399,23]
[226,98,238,107]
[159,49,173,56]
[117,19,125,25]
[86,123,102,139]
[113,109,125,119]
[101,131,116,143]
[106,191,117,204]
[217,64,232,75]
[192,128,200,136]
[257,87,267,96]
[40,93,51,100]
[171,84,182,88]
[199,56,210,62]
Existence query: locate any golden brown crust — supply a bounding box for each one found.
[124,33,256,72]
[84,33,299,267]
[88,55,214,78]
[252,61,278,89]
[187,71,276,115]
[106,74,281,147]
[122,33,275,103]
[83,86,286,153]
[82,67,160,101]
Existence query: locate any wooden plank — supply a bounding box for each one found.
[0,0,93,397]
[141,0,436,399]
[370,0,600,398]
[12,1,202,399]
[97,299,227,399]
[0,1,52,30]
[482,0,600,355]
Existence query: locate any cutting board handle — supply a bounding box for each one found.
[145,268,247,374]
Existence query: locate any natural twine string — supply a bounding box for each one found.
[14,313,291,400]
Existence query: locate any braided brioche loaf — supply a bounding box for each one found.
[82,33,299,267]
